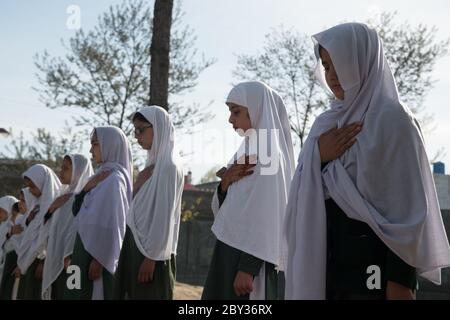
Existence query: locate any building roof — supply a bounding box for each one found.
[183,183,200,191]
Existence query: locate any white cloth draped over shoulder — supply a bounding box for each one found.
[0,196,19,251]
[211,81,295,271]
[8,214,26,254]
[17,165,62,274]
[75,126,133,274]
[0,196,19,278]
[284,23,450,299]
[127,106,184,261]
[11,189,36,254]
[42,154,93,299]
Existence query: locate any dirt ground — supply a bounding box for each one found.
[173,282,203,300]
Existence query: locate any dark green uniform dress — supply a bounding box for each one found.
[50,269,69,299]
[40,212,68,300]
[201,186,278,300]
[42,211,70,300]
[16,210,45,300]
[0,250,17,300]
[324,160,417,299]
[113,226,176,300]
[63,190,114,300]
[17,258,43,300]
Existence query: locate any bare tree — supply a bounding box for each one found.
[1,131,30,160]
[34,0,215,137]
[1,125,83,163]
[234,13,449,146]
[149,0,173,109]
[233,27,329,147]
[368,11,449,132]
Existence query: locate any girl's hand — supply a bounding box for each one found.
[48,193,72,214]
[64,256,71,271]
[84,171,112,192]
[318,122,362,163]
[88,259,103,281]
[35,261,44,280]
[137,258,156,283]
[386,281,415,300]
[220,155,257,193]
[233,271,254,296]
[10,224,23,235]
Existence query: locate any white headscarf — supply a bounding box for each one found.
[127,106,184,261]
[211,81,295,269]
[0,196,19,268]
[10,189,36,254]
[42,154,93,299]
[0,196,18,219]
[17,165,62,274]
[284,23,450,299]
[76,126,133,274]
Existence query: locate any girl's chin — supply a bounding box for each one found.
[235,129,246,137]
[235,128,255,137]
[332,90,344,100]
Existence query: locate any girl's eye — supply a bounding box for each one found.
[234,111,240,116]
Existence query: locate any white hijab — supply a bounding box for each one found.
[42,154,93,299]
[10,189,36,253]
[211,81,295,269]
[17,164,62,274]
[127,106,184,261]
[76,126,133,274]
[284,23,450,299]
[0,196,19,264]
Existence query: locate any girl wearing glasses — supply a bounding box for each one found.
[113,105,184,300]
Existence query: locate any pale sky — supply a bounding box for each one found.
[1,0,449,182]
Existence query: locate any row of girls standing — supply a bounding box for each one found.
[0,105,184,300]
[201,22,450,300]
[2,22,450,301]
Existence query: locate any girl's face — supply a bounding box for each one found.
[320,47,345,100]
[0,208,7,222]
[227,103,252,133]
[59,157,73,185]
[19,192,27,214]
[133,118,154,150]
[24,177,42,197]
[90,131,103,164]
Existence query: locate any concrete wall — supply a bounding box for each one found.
[176,219,216,286]
[417,209,450,299]
[434,174,450,210]
[176,188,215,286]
